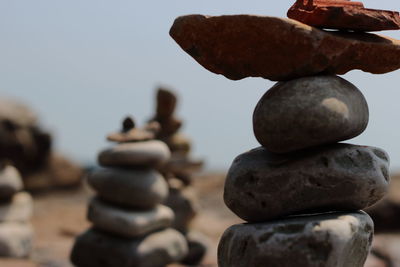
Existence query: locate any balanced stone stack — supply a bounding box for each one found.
[148,88,208,265]
[149,87,203,185]
[170,0,400,266]
[70,118,188,267]
[0,163,33,258]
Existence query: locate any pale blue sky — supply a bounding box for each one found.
[0,1,399,171]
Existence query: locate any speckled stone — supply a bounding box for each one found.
[224,144,389,222]
[71,228,188,267]
[98,140,171,168]
[88,168,168,209]
[287,0,400,32]
[218,211,373,267]
[170,15,400,81]
[88,198,174,238]
[253,76,369,153]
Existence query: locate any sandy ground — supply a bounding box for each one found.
[1,172,400,267]
[0,172,240,267]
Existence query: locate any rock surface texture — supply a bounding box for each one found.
[224,144,389,222]
[71,118,188,267]
[170,15,400,81]
[253,75,369,153]
[218,212,373,267]
[287,0,400,32]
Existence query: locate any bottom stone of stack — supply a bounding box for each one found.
[218,211,373,267]
[71,228,188,267]
[0,223,33,258]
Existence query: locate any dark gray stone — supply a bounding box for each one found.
[98,140,170,168]
[88,168,168,209]
[88,198,174,238]
[253,76,369,153]
[70,228,188,267]
[218,211,373,267]
[224,144,389,222]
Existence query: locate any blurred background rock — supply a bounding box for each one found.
[0,97,83,192]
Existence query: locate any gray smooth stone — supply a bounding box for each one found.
[71,228,188,267]
[0,165,23,200]
[98,140,171,168]
[218,211,373,267]
[224,144,389,222]
[253,76,369,153]
[88,198,174,238]
[0,223,33,258]
[88,168,168,209]
[0,192,33,223]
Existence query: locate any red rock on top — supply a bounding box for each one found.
[288,0,400,32]
[296,0,364,8]
[170,15,400,81]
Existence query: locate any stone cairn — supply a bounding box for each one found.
[0,162,33,258]
[148,88,208,265]
[170,0,400,266]
[0,97,83,192]
[70,117,188,267]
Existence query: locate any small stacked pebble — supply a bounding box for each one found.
[170,0,399,266]
[0,163,33,258]
[70,117,188,267]
[148,88,208,265]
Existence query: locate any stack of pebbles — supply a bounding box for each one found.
[148,88,208,265]
[219,76,389,266]
[0,163,33,258]
[169,0,399,266]
[70,117,188,267]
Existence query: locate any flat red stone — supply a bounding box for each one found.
[170,15,400,81]
[288,0,400,31]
